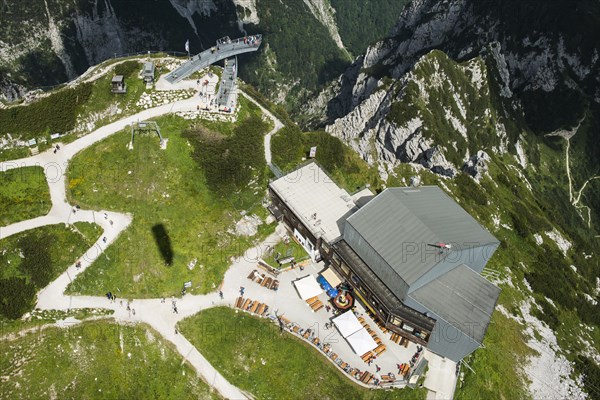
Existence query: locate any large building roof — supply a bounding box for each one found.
[408,264,500,343]
[345,186,499,286]
[269,162,358,243]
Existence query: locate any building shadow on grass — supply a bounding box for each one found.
[151,224,173,266]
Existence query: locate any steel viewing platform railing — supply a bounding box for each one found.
[165,35,262,84]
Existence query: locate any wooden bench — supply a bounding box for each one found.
[360,371,373,383]
[340,362,348,370]
[257,261,280,277]
[374,344,386,356]
[261,277,272,288]
[360,351,373,362]
[270,280,279,290]
[250,301,260,313]
[401,364,410,376]
[247,270,256,281]
[313,337,320,345]
[303,330,311,339]
[292,326,300,333]
[242,298,251,309]
[380,374,395,383]
[329,352,338,361]
[235,297,244,308]
[310,300,324,312]
[306,296,318,306]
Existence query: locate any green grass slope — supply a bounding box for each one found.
[0,166,51,226]
[0,320,216,399]
[0,222,102,319]
[66,111,274,298]
[179,307,425,400]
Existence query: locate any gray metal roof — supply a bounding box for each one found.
[144,62,154,74]
[345,186,499,285]
[409,264,500,343]
[269,162,358,243]
[334,240,436,332]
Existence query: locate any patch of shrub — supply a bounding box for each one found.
[531,298,560,330]
[453,172,488,206]
[574,356,600,399]
[271,126,304,171]
[18,232,53,288]
[0,277,36,319]
[114,61,141,78]
[0,83,92,138]
[510,201,552,237]
[184,115,267,195]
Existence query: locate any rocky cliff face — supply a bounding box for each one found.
[0,0,241,99]
[325,48,516,180]
[309,0,599,181]
[0,0,404,105]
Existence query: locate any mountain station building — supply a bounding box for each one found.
[268,162,501,362]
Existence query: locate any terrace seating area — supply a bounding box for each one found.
[247,269,279,291]
[235,297,269,317]
[223,240,441,390]
[357,315,387,364]
[305,296,324,312]
[275,316,390,387]
[390,332,410,348]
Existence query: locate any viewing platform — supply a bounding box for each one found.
[216,57,238,112]
[165,35,262,84]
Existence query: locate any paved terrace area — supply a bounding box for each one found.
[222,226,458,395]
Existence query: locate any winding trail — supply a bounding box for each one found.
[0,81,285,399]
[545,116,600,228]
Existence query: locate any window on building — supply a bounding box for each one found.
[340,261,350,275]
[371,296,385,315]
[321,241,330,254]
[391,316,402,326]
[402,324,415,333]
[332,252,341,266]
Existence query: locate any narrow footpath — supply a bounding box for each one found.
[0,83,285,400]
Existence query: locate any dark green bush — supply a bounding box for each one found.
[114,61,141,78]
[574,356,600,399]
[531,298,560,330]
[454,172,488,206]
[184,115,267,195]
[0,83,92,138]
[0,277,36,319]
[271,126,305,171]
[18,232,53,288]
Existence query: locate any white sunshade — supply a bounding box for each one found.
[332,310,363,338]
[321,267,342,288]
[346,328,378,355]
[293,275,323,300]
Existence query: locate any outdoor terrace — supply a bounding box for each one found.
[223,230,433,388]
